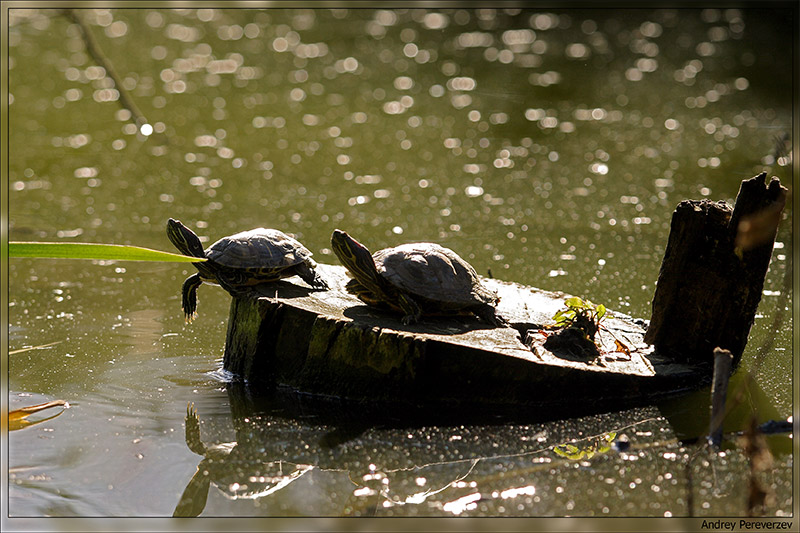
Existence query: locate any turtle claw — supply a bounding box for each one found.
[309,277,329,290]
[401,314,420,326]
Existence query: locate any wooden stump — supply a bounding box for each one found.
[644,173,787,367]
[219,264,709,413]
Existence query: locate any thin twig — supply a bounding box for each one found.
[65,9,148,127]
[9,340,63,354]
[707,348,733,447]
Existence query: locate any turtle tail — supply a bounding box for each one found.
[166,218,206,258]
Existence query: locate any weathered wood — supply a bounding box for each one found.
[644,173,787,367]
[221,263,706,412]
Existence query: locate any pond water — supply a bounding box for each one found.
[6,7,794,524]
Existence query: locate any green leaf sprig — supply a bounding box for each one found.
[551,296,607,329]
[9,242,204,262]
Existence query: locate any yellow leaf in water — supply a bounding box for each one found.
[8,400,69,431]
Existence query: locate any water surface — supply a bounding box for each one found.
[7,7,794,520]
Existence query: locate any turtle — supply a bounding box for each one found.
[167,218,328,322]
[330,229,507,326]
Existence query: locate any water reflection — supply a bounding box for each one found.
[172,383,651,516]
[168,382,792,517]
[174,402,313,517]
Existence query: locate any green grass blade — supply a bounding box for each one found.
[9,242,205,262]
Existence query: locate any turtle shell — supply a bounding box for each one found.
[373,243,497,307]
[206,228,312,275]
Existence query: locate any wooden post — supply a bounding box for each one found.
[644,173,787,367]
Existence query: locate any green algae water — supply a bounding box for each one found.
[7,7,793,520]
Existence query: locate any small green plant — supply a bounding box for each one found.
[544,297,630,363]
[550,297,607,341]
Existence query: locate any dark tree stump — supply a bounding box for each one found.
[217,264,711,414]
[644,173,787,367]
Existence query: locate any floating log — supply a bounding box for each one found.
[219,174,784,413]
[644,173,787,367]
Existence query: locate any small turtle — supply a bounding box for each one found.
[167,218,328,321]
[330,229,507,326]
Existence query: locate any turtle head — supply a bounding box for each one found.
[331,230,383,289]
[166,219,206,258]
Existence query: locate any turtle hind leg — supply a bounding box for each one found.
[296,262,329,290]
[182,273,203,323]
[475,304,509,327]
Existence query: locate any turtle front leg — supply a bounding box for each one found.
[182,273,203,322]
[295,262,329,290]
[475,304,509,327]
[397,293,422,325]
